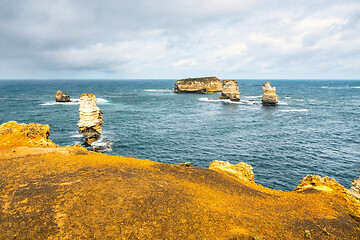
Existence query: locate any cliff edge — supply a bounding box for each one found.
[174,77,222,93]
[0,122,359,239]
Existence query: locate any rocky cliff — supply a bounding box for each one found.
[219,80,240,101]
[77,94,103,145]
[262,81,278,105]
[349,172,360,200]
[1,122,360,239]
[55,90,71,102]
[174,77,222,93]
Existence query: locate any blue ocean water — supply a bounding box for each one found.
[0,79,359,191]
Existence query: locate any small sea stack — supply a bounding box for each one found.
[55,90,71,102]
[77,93,103,145]
[219,80,240,101]
[261,81,278,105]
[174,76,222,93]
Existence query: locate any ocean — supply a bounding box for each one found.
[0,79,359,191]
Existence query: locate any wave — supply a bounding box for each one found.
[277,101,288,105]
[243,95,262,99]
[351,86,360,89]
[40,101,80,106]
[321,86,328,89]
[145,89,172,92]
[280,109,308,112]
[97,98,109,103]
[71,134,83,138]
[199,98,258,105]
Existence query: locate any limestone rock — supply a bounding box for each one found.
[55,90,71,102]
[294,175,349,193]
[0,121,57,149]
[209,160,254,182]
[219,80,240,101]
[174,77,222,93]
[77,93,103,145]
[348,172,360,200]
[262,81,278,105]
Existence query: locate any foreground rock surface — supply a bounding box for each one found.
[219,80,240,101]
[209,160,254,182]
[55,90,71,102]
[77,94,103,145]
[0,122,360,239]
[174,77,222,93]
[262,81,278,105]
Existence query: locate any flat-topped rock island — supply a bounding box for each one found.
[174,76,222,93]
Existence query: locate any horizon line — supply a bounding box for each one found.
[0,78,359,81]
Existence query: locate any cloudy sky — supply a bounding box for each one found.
[1,0,360,79]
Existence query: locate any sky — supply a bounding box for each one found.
[1,0,360,79]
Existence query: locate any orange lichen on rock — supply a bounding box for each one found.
[209,160,254,182]
[0,121,360,239]
[0,121,57,150]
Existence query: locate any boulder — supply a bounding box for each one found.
[174,77,222,93]
[77,93,103,145]
[209,160,254,182]
[219,80,240,101]
[294,175,349,193]
[261,81,278,105]
[348,172,360,201]
[55,90,71,102]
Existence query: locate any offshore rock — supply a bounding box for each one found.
[174,77,222,93]
[209,160,254,182]
[262,81,278,105]
[219,80,240,101]
[348,172,360,200]
[55,90,71,102]
[77,93,103,145]
[0,121,57,149]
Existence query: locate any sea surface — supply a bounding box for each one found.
[0,79,359,191]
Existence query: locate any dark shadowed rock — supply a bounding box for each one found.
[55,90,71,102]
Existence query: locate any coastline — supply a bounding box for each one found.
[1,121,360,239]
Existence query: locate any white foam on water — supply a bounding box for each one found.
[321,86,328,89]
[199,98,258,105]
[40,101,80,106]
[277,101,288,105]
[284,97,291,99]
[243,95,262,99]
[96,98,109,103]
[71,134,83,138]
[280,109,309,112]
[351,86,360,89]
[145,89,172,92]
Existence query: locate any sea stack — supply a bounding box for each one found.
[219,80,240,101]
[77,93,103,145]
[55,90,71,102]
[174,77,222,93]
[348,172,360,200]
[261,81,278,105]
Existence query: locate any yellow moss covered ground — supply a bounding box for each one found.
[0,122,360,239]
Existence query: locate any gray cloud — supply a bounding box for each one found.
[1,0,360,79]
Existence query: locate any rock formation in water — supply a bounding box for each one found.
[209,160,254,182]
[261,81,278,105]
[1,122,360,239]
[219,80,240,101]
[348,172,360,200]
[77,93,103,145]
[174,77,222,93]
[55,90,71,102]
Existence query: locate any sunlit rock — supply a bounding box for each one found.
[261,81,278,105]
[55,90,71,102]
[219,80,240,101]
[174,77,222,93]
[209,160,254,182]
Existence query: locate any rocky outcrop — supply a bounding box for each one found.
[0,121,57,149]
[348,172,360,200]
[209,160,254,182]
[77,93,103,145]
[174,77,222,93]
[294,175,348,193]
[55,90,71,102]
[219,80,240,101]
[262,81,278,105]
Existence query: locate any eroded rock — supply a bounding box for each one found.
[262,81,278,105]
[55,90,71,102]
[174,77,222,93]
[348,172,360,201]
[209,160,254,182]
[294,175,349,193]
[220,80,240,101]
[77,93,103,145]
[0,121,57,149]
